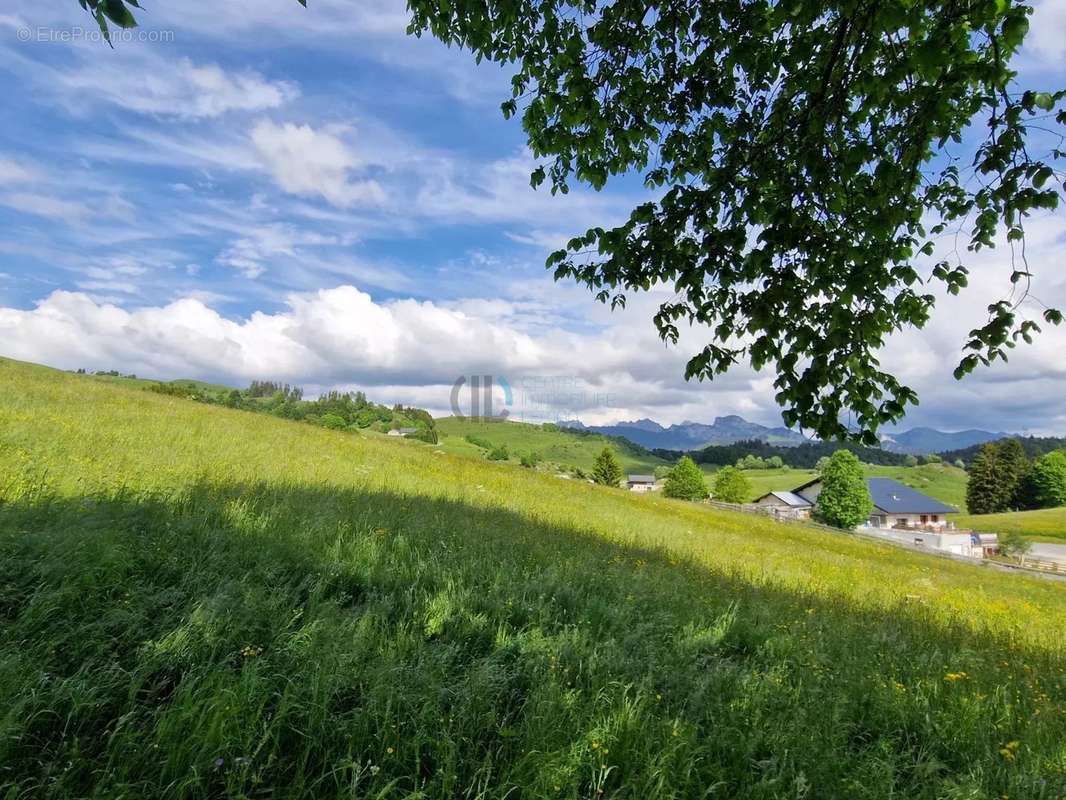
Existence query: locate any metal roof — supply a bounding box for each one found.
[627,475,656,483]
[867,478,957,514]
[768,490,813,507]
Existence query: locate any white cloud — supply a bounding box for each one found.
[55,58,298,119]
[0,265,1064,433]
[1026,0,1066,70]
[0,192,90,223]
[0,157,37,185]
[250,121,386,208]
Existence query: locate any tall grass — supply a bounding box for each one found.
[1,357,1065,799]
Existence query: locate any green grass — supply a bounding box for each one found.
[957,506,1066,543]
[435,416,666,474]
[2,356,1066,799]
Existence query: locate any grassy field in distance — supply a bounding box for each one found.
[2,356,1064,799]
[957,506,1066,543]
[435,416,667,474]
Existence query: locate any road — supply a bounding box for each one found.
[1030,542,1066,566]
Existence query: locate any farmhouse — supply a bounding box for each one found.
[626,474,659,493]
[782,476,959,530]
[753,490,813,519]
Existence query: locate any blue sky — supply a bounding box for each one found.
[1,0,1065,434]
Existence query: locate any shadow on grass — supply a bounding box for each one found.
[1,480,1063,800]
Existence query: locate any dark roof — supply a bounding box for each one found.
[866,478,957,514]
[627,474,656,483]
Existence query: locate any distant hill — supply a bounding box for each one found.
[435,417,667,474]
[940,435,1066,465]
[561,416,807,450]
[563,416,1009,455]
[880,427,1006,455]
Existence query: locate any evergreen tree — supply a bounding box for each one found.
[663,457,709,501]
[816,451,872,529]
[965,444,1004,515]
[711,467,750,505]
[996,438,1029,510]
[592,447,623,487]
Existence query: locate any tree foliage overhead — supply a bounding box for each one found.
[407,0,1064,443]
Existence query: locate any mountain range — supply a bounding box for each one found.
[560,417,1006,455]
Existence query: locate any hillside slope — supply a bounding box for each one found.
[958,506,1066,543]
[435,416,666,474]
[1,356,1064,799]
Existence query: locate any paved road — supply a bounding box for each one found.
[1030,542,1066,565]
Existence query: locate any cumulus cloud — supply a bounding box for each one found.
[4,262,1061,434]
[0,285,771,422]
[250,121,386,208]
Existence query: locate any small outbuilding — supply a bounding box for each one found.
[626,474,659,493]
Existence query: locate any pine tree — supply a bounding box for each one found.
[592,447,623,487]
[816,451,872,529]
[965,444,1004,515]
[996,438,1029,510]
[664,457,709,501]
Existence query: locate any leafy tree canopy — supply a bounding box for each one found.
[711,466,751,504]
[816,450,872,528]
[1029,450,1066,508]
[78,0,1063,443]
[406,0,1063,443]
[663,456,709,500]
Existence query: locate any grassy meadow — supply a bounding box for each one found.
[2,356,1066,798]
[958,506,1066,543]
[435,416,667,474]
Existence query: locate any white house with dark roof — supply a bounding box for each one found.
[757,475,992,557]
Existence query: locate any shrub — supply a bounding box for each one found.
[592,447,623,487]
[520,451,542,468]
[816,451,872,529]
[712,467,750,504]
[320,413,348,430]
[903,454,918,467]
[999,530,1033,564]
[405,428,439,444]
[488,445,510,461]
[664,457,709,501]
[465,434,494,450]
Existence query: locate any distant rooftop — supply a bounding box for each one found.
[627,474,656,483]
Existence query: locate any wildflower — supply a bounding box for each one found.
[386,747,394,754]
[944,671,968,682]
[999,741,1020,762]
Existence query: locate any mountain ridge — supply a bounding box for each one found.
[561,417,1007,454]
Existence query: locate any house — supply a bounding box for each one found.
[766,475,990,557]
[753,490,813,519]
[626,474,659,493]
[388,427,419,437]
